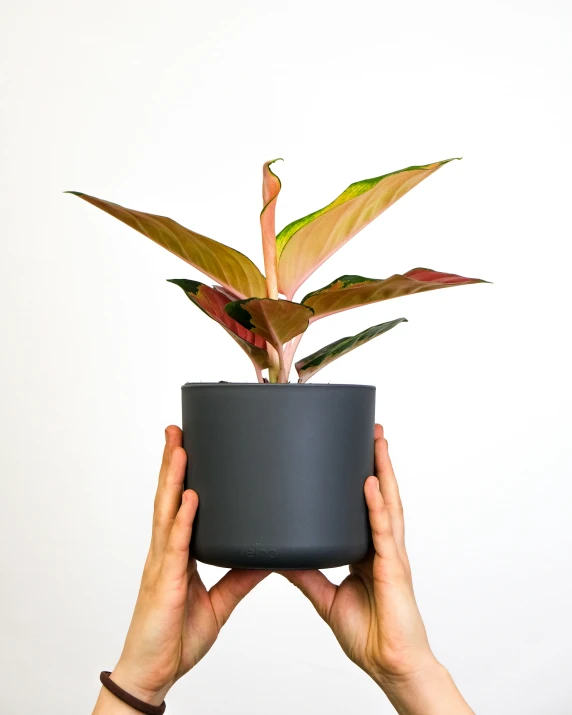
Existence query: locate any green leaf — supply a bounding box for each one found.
[167,279,270,371]
[302,268,488,320]
[67,191,267,299]
[225,298,314,352]
[276,159,459,299]
[295,318,407,383]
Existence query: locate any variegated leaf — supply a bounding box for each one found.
[67,191,267,298]
[277,159,459,299]
[225,298,314,351]
[295,318,407,383]
[302,268,487,320]
[167,279,270,370]
[212,284,242,301]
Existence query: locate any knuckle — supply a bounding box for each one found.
[371,524,389,540]
[373,559,406,585]
[165,541,186,558]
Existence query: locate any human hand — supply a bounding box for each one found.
[94,425,270,712]
[279,424,473,715]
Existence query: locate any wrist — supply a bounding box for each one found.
[372,657,473,715]
[371,652,442,692]
[109,662,171,708]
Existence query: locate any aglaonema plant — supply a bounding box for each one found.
[67,158,487,383]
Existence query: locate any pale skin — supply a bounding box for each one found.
[93,424,473,715]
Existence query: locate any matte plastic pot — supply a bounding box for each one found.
[181,382,375,569]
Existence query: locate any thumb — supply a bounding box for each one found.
[208,568,271,629]
[277,569,337,624]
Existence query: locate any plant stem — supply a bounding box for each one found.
[264,266,279,301]
[267,344,281,382]
[283,333,304,379]
[277,348,287,383]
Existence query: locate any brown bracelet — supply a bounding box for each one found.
[100,671,166,715]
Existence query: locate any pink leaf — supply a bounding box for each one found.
[168,279,270,370]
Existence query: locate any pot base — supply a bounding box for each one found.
[191,540,372,570]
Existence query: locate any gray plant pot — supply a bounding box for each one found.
[181,382,375,569]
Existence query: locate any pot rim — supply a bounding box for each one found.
[182,382,375,389]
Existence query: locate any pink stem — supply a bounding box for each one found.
[283,333,304,381]
[254,363,265,384]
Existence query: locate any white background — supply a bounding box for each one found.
[1,1,571,713]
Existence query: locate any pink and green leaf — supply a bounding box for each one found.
[260,159,283,298]
[225,298,314,352]
[295,317,407,383]
[276,159,459,299]
[167,278,270,370]
[67,191,267,299]
[302,268,488,320]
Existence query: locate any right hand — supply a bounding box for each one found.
[95,425,270,712]
[279,424,474,714]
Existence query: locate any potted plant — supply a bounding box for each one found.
[67,157,487,569]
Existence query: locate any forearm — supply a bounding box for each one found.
[375,660,474,715]
[93,686,142,715]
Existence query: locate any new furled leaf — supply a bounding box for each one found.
[302,268,488,320]
[260,159,283,299]
[277,159,459,299]
[295,318,407,383]
[260,159,284,381]
[225,298,314,351]
[67,192,267,299]
[167,279,270,375]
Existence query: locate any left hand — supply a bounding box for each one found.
[100,425,270,708]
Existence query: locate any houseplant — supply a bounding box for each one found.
[67,157,486,569]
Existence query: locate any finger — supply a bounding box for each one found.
[364,476,404,581]
[208,568,272,630]
[344,423,384,575]
[277,569,337,625]
[374,427,411,577]
[151,426,187,558]
[158,489,199,588]
[156,425,182,492]
[374,428,404,544]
